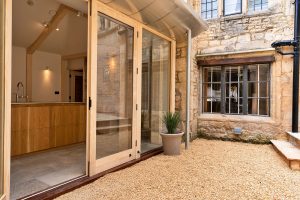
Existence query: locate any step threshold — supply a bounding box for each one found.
[271,140,300,161]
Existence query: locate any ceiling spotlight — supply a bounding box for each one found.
[42,22,49,27]
[56,28,60,31]
[77,11,83,17]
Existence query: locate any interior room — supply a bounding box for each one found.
[11,0,88,199]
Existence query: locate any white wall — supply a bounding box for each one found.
[12,46,62,102]
[32,50,61,102]
[12,46,26,102]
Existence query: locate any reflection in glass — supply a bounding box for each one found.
[96,14,133,159]
[141,30,170,153]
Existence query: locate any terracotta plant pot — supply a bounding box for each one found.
[160,132,184,155]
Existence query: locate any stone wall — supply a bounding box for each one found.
[175,0,296,142]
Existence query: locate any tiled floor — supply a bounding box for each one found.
[10,134,160,199]
[10,143,86,200]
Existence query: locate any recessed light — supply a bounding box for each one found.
[56,28,60,31]
[42,22,49,27]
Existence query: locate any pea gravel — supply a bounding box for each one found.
[56,139,300,200]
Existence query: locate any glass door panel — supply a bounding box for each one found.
[141,30,171,153]
[95,13,134,159]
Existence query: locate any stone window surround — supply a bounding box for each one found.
[197,49,277,121]
[197,0,271,20]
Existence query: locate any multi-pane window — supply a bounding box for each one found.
[202,64,270,116]
[224,0,242,16]
[201,0,218,19]
[248,0,268,11]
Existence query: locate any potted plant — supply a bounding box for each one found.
[160,112,184,155]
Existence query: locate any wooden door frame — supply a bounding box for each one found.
[88,0,140,175]
[2,0,11,199]
[87,0,176,176]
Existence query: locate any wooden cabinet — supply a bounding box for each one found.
[11,103,86,156]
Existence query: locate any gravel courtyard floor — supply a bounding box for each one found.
[57,139,300,200]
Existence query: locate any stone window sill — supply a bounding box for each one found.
[198,113,276,124]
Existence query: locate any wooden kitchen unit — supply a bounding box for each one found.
[11,103,86,156]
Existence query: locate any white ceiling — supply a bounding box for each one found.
[12,0,88,55]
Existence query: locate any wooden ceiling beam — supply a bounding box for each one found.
[26,5,70,54]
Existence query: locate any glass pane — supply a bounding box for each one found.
[96,14,133,159]
[203,83,210,98]
[203,67,210,82]
[248,0,254,11]
[259,82,269,98]
[239,98,243,114]
[211,83,221,99]
[212,67,221,82]
[212,99,221,113]
[259,64,270,81]
[207,11,212,19]
[224,0,242,15]
[141,29,170,153]
[259,99,269,115]
[226,97,239,114]
[248,65,258,81]
[212,10,218,18]
[248,98,258,115]
[203,98,211,112]
[225,66,242,82]
[212,1,218,9]
[201,3,207,12]
[248,82,258,97]
[0,0,3,195]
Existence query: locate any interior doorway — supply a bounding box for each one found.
[10,0,88,199]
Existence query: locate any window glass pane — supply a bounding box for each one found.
[202,83,210,98]
[211,83,221,98]
[259,64,270,81]
[259,82,269,97]
[212,100,221,112]
[207,2,212,10]
[203,67,211,82]
[248,98,258,115]
[96,14,134,159]
[249,0,268,11]
[248,82,258,97]
[201,0,218,19]
[239,98,243,114]
[141,29,170,153]
[225,66,243,82]
[212,67,221,82]
[207,11,212,19]
[248,0,254,11]
[259,99,269,115]
[201,3,206,10]
[212,10,218,18]
[229,83,239,100]
[224,0,242,15]
[203,98,211,112]
[226,98,239,114]
[248,65,258,81]
[230,67,239,82]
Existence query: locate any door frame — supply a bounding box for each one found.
[87,0,176,176]
[88,0,142,175]
[2,0,11,199]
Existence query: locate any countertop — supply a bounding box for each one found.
[11,102,86,107]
